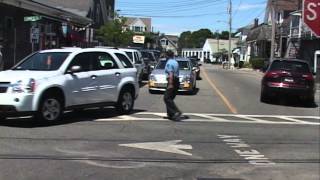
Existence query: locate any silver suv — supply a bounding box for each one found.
[0,48,139,121]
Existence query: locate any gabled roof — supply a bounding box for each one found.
[246,24,272,42]
[124,17,152,32]
[160,35,179,49]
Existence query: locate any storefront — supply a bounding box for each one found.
[0,0,92,69]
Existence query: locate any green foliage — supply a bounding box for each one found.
[242,62,252,68]
[97,17,134,47]
[249,58,266,69]
[178,29,213,49]
[178,29,237,50]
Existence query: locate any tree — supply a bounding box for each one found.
[178,31,192,49]
[191,29,214,48]
[178,29,214,49]
[97,17,133,47]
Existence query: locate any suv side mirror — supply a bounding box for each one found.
[67,65,82,74]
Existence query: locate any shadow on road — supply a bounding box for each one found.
[150,88,200,96]
[0,108,147,128]
[262,96,318,108]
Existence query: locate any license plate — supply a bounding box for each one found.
[155,83,167,87]
[284,78,294,82]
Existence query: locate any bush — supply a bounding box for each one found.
[242,62,252,68]
[250,58,266,69]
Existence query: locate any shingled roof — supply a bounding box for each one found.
[266,0,299,11]
[246,24,272,42]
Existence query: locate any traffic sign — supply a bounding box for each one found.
[24,16,42,22]
[303,0,320,37]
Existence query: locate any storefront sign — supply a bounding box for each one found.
[133,35,145,44]
[24,16,42,22]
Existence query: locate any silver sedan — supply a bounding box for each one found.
[148,58,197,94]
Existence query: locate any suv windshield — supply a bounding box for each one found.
[13,52,70,71]
[270,60,310,73]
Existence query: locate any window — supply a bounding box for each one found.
[91,52,118,70]
[68,53,91,72]
[13,52,70,71]
[134,52,142,64]
[115,53,134,68]
[125,51,133,61]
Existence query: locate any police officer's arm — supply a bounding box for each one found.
[168,72,174,89]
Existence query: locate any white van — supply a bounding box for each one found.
[119,48,146,82]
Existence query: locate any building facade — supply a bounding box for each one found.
[182,38,238,62]
[0,0,92,70]
[123,17,152,33]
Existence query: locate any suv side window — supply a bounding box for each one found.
[134,52,142,64]
[115,53,134,68]
[91,52,119,70]
[68,53,91,72]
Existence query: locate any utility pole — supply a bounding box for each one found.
[228,0,232,69]
[270,0,276,63]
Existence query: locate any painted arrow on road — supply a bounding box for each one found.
[119,140,193,156]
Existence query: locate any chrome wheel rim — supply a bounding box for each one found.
[122,92,133,111]
[42,98,61,121]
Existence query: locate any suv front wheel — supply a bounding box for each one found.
[35,95,63,121]
[116,89,134,114]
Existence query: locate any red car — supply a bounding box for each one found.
[260,59,315,104]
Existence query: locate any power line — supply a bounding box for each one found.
[120,11,227,19]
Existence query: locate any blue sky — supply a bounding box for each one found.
[116,0,267,35]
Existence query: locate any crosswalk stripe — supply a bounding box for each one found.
[94,112,320,125]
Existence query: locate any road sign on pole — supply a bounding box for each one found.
[303,0,320,37]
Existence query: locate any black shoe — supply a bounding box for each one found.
[170,112,182,121]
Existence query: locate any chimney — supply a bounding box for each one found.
[254,18,259,28]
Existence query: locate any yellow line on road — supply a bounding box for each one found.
[201,67,238,114]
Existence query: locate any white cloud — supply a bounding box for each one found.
[238,3,266,10]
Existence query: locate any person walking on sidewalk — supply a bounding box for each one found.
[164,51,182,121]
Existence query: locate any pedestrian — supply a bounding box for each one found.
[0,45,3,71]
[163,50,182,121]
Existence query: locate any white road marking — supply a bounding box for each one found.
[94,112,320,125]
[218,135,275,166]
[119,140,193,156]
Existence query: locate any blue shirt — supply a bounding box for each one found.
[165,59,179,78]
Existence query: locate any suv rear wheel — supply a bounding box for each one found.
[116,89,134,114]
[35,95,63,121]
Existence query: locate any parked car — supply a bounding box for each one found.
[119,48,145,82]
[260,59,315,104]
[149,58,197,94]
[189,57,201,79]
[0,47,139,121]
[141,50,158,76]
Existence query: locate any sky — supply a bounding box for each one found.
[116,0,267,36]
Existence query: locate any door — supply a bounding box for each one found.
[64,53,98,106]
[90,52,122,103]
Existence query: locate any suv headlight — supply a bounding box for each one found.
[12,79,36,93]
[149,74,156,81]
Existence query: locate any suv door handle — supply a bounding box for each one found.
[91,75,97,79]
[115,72,121,76]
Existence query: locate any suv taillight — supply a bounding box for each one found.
[302,73,314,81]
[265,71,279,78]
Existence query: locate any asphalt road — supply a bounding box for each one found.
[0,64,319,180]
